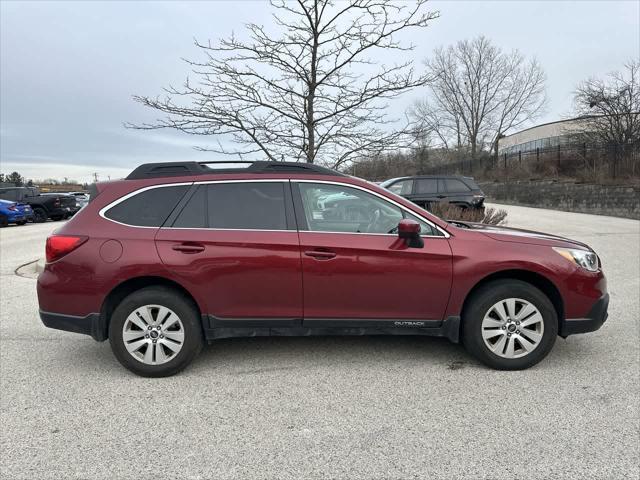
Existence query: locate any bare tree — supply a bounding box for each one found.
[128,0,438,167]
[571,60,640,145]
[411,36,546,159]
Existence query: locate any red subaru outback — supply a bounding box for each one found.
[37,161,608,377]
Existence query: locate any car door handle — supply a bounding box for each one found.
[172,243,205,254]
[304,250,337,260]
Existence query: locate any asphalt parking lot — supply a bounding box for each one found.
[1,205,638,480]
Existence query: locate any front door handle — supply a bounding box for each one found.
[172,243,205,254]
[304,250,336,260]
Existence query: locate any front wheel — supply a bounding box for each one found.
[109,287,204,377]
[462,279,557,370]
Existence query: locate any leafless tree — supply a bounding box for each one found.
[410,36,546,159]
[128,0,438,167]
[571,60,640,145]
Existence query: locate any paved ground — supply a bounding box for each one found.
[1,206,638,480]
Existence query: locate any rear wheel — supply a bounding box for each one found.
[51,215,64,221]
[462,279,557,370]
[109,286,204,377]
[16,220,27,226]
[33,208,47,223]
[0,215,8,228]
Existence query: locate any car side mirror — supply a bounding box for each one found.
[397,219,424,248]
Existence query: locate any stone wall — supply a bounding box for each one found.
[479,180,640,220]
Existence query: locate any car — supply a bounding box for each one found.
[380,175,485,210]
[0,186,75,222]
[16,202,34,223]
[68,191,90,209]
[40,193,81,218]
[37,161,608,377]
[0,199,26,227]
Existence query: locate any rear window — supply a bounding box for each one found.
[171,182,289,230]
[207,182,287,230]
[415,178,438,194]
[105,185,188,227]
[173,185,207,228]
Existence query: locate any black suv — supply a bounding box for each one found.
[380,175,485,210]
[0,187,78,222]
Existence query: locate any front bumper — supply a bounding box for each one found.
[39,310,106,341]
[560,293,609,337]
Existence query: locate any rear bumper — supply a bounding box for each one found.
[39,310,106,341]
[560,293,609,337]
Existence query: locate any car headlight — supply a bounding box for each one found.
[553,247,599,272]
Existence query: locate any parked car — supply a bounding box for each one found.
[0,199,26,227]
[16,202,34,223]
[380,175,485,210]
[40,193,81,218]
[38,161,608,377]
[68,191,90,209]
[0,187,75,222]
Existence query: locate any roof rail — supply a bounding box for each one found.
[126,161,344,180]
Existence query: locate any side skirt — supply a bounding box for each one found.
[203,315,460,344]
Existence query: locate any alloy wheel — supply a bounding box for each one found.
[481,298,544,359]
[122,304,185,365]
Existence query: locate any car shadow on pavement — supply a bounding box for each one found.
[193,335,477,373]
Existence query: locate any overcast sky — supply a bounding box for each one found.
[1,0,638,183]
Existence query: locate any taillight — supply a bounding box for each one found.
[45,235,88,263]
[8,204,17,211]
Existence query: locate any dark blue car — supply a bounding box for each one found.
[0,199,26,227]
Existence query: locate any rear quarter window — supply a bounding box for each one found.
[104,185,189,227]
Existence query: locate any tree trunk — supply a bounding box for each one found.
[305,3,319,164]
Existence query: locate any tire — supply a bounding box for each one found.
[0,215,8,228]
[51,215,63,221]
[33,208,47,223]
[109,286,204,377]
[462,279,558,370]
[16,221,27,226]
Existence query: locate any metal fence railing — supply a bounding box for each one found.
[421,141,640,180]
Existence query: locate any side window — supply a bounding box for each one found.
[444,179,471,193]
[0,189,17,201]
[298,183,403,234]
[173,185,206,228]
[104,185,188,227]
[415,178,438,194]
[207,182,288,230]
[387,179,413,195]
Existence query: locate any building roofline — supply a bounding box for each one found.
[501,113,640,139]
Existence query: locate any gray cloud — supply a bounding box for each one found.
[1,0,638,183]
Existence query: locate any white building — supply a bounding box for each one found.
[498,118,587,155]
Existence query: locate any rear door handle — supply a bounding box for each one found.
[172,243,205,254]
[304,250,336,260]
